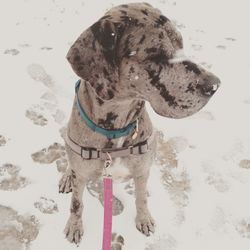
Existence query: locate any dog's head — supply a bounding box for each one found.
[67,2,220,119]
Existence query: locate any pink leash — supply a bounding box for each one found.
[102,153,113,250]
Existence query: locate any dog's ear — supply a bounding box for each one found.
[66,18,120,100]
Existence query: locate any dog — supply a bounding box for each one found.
[59,2,220,245]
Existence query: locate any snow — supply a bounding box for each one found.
[1,0,250,249]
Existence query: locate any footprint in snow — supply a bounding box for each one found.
[243,99,250,105]
[4,49,20,55]
[209,207,227,232]
[25,108,48,126]
[0,163,29,191]
[202,162,230,193]
[41,91,66,124]
[161,169,191,207]
[207,176,230,193]
[40,46,53,50]
[225,37,236,41]
[34,197,58,214]
[124,179,135,196]
[222,140,245,163]
[196,29,205,33]
[19,43,31,48]
[155,130,178,169]
[86,179,124,216]
[145,234,177,250]
[0,205,39,250]
[31,142,69,174]
[235,218,250,239]
[191,44,202,51]
[26,90,66,126]
[206,173,230,193]
[27,63,54,89]
[124,179,149,197]
[216,45,226,50]
[239,159,250,169]
[52,109,65,124]
[111,233,124,250]
[0,135,7,147]
[31,142,66,164]
[40,91,57,105]
[155,130,191,208]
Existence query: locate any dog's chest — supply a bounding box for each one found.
[108,158,131,182]
[107,138,131,182]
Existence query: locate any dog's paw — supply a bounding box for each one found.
[59,170,73,193]
[135,211,155,237]
[111,233,125,250]
[64,216,84,245]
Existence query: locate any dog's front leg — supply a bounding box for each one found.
[64,172,86,245]
[134,168,155,236]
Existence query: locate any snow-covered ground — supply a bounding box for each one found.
[1,0,250,249]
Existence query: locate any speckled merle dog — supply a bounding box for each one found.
[59,2,220,245]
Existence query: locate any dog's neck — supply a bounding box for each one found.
[78,79,145,130]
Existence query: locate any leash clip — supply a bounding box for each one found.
[103,152,112,178]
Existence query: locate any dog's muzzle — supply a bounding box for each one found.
[198,75,221,97]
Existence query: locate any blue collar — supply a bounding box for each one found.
[75,80,137,139]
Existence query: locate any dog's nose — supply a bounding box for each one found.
[198,75,221,97]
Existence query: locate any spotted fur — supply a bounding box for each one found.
[63,2,220,245]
